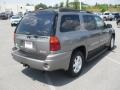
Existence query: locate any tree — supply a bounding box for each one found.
[101,8,106,12]
[26,3,31,6]
[53,4,59,9]
[95,2,98,6]
[48,6,53,8]
[69,0,80,10]
[35,3,47,10]
[99,4,108,12]
[74,0,80,9]
[60,2,64,8]
[66,0,69,7]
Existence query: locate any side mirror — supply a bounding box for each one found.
[106,24,112,28]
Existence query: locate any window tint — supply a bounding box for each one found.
[95,16,105,29]
[16,11,56,36]
[60,15,80,32]
[104,13,109,15]
[83,15,96,30]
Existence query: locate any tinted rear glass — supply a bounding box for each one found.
[83,15,96,30]
[60,15,80,32]
[16,11,56,36]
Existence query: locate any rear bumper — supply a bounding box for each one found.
[12,49,71,71]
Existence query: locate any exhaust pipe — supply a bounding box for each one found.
[22,63,30,68]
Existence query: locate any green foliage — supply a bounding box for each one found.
[34,1,120,12]
[35,3,47,10]
[48,6,53,8]
[69,1,80,10]
[85,4,108,12]
[66,0,69,7]
[73,0,80,9]
[53,4,59,9]
[101,8,106,12]
[99,4,108,12]
[60,2,64,8]
[84,4,120,12]
[26,3,31,6]
[82,6,87,10]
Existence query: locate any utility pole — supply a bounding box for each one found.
[3,1,6,12]
[66,0,69,7]
[79,0,82,10]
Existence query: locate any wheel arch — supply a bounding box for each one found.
[71,45,87,61]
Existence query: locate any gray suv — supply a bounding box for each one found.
[12,8,115,77]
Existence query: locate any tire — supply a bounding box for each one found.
[11,24,13,27]
[108,36,115,50]
[67,51,85,77]
[117,22,120,26]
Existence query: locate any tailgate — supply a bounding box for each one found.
[15,34,50,58]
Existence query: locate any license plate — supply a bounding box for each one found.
[25,41,33,49]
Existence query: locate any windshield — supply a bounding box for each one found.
[16,11,56,36]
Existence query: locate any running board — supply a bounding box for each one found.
[87,48,108,62]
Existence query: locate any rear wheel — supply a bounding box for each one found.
[110,18,112,21]
[67,51,84,77]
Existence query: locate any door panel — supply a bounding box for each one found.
[101,28,111,44]
[58,14,82,52]
[94,16,110,46]
[87,30,101,51]
[82,15,101,52]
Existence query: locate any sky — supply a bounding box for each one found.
[0,0,120,6]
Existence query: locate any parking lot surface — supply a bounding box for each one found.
[0,20,120,90]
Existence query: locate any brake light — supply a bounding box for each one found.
[50,36,61,51]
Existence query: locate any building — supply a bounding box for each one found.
[0,3,35,14]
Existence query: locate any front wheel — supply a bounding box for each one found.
[11,24,13,27]
[67,51,84,77]
[117,22,120,26]
[108,37,115,50]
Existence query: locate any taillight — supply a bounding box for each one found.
[50,36,61,51]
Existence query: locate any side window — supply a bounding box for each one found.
[83,15,96,30]
[95,16,105,29]
[60,15,80,32]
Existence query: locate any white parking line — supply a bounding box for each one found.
[45,73,56,90]
[106,56,120,65]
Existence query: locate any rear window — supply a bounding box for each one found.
[16,11,56,36]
